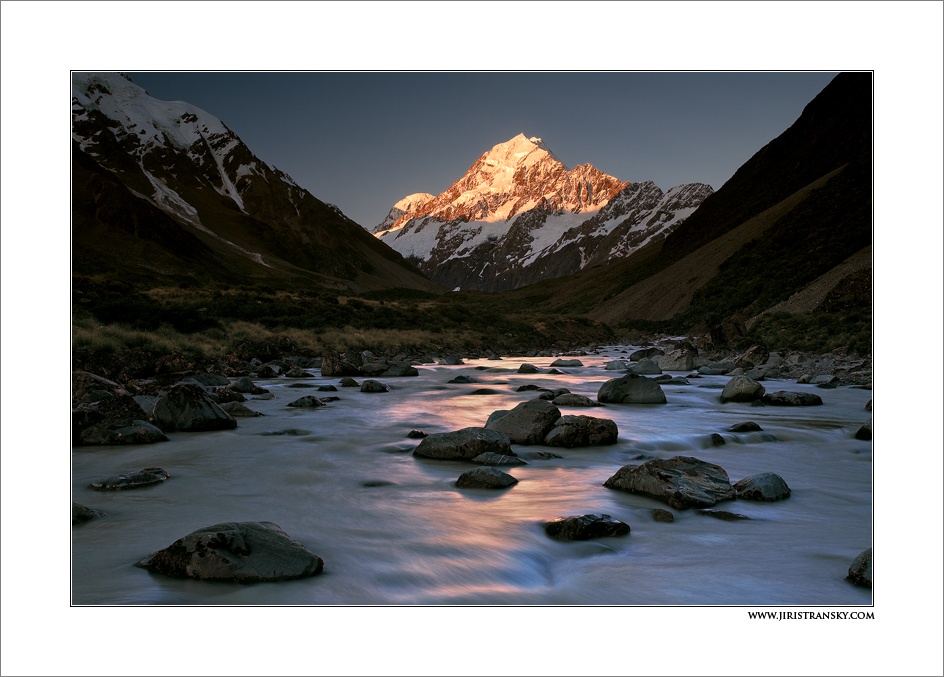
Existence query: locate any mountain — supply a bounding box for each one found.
[71,72,438,294]
[495,72,872,350]
[373,133,712,292]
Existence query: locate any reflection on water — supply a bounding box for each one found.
[72,347,873,606]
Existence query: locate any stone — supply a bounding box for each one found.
[413,427,513,461]
[338,377,360,387]
[135,521,324,583]
[517,363,540,373]
[720,376,766,403]
[484,399,562,444]
[407,430,427,439]
[544,514,630,541]
[734,472,791,501]
[72,502,107,525]
[551,393,599,407]
[846,547,872,588]
[471,452,527,466]
[544,415,618,447]
[361,379,389,393]
[603,456,735,509]
[597,374,667,404]
[855,421,872,440]
[455,467,519,489]
[447,375,476,384]
[287,395,325,408]
[89,467,170,491]
[652,508,674,523]
[153,384,237,432]
[728,421,763,433]
[697,509,750,521]
[219,402,263,417]
[762,391,824,406]
[550,358,583,368]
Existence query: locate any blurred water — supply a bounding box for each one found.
[71,347,873,606]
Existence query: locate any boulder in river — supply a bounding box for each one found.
[455,467,519,489]
[543,415,618,447]
[597,373,667,404]
[360,379,389,393]
[219,401,264,417]
[720,376,765,403]
[413,427,513,461]
[544,514,630,541]
[471,452,527,466]
[734,472,791,501]
[89,467,170,491]
[135,521,324,583]
[855,421,872,440]
[72,502,107,525]
[485,399,561,444]
[153,384,237,432]
[287,395,325,408]
[761,391,823,406]
[846,547,872,588]
[603,456,735,509]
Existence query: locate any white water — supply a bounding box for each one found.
[71,346,873,606]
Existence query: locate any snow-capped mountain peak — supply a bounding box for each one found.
[372,133,713,292]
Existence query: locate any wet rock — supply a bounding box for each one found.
[855,421,872,440]
[551,393,601,407]
[864,399,872,411]
[734,472,791,501]
[438,356,464,365]
[338,377,360,387]
[720,376,766,403]
[381,362,419,377]
[362,480,394,487]
[72,502,107,525]
[655,375,690,385]
[413,427,513,461]
[603,456,735,509]
[761,391,823,406]
[659,347,696,371]
[544,514,630,541]
[79,419,169,445]
[455,467,519,489]
[360,379,389,393]
[604,359,631,371]
[320,352,361,377]
[89,467,170,491]
[728,421,763,433]
[470,388,500,395]
[846,547,872,588]
[544,415,618,447]
[485,399,561,444]
[697,509,750,521]
[710,433,726,446]
[628,359,663,375]
[153,384,238,432]
[550,358,583,368]
[287,395,325,408]
[213,387,247,403]
[539,388,571,400]
[471,452,527,466]
[629,347,664,362]
[229,376,269,394]
[136,521,324,583]
[317,385,338,392]
[652,508,674,523]
[517,363,540,373]
[516,384,544,392]
[252,393,275,400]
[598,374,667,404]
[407,430,427,439]
[219,402,263,417]
[284,367,313,378]
[447,375,476,384]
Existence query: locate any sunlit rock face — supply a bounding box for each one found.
[374,133,712,291]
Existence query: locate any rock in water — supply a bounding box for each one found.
[603,456,735,509]
[153,384,237,432]
[846,547,872,588]
[544,514,630,541]
[136,521,324,583]
[734,472,791,501]
[88,467,170,491]
[455,467,519,489]
[413,427,513,460]
[597,374,667,404]
[485,399,561,444]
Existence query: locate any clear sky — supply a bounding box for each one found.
[126,71,837,229]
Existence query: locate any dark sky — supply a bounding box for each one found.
[126,71,837,228]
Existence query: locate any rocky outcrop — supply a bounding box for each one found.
[544,514,630,541]
[603,456,735,509]
[413,427,513,461]
[135,521,324,583]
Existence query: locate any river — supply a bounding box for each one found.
[71,346,873,606]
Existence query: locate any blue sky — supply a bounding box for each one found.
[127,71,837,228]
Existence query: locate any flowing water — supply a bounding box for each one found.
[71,346,873,606]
